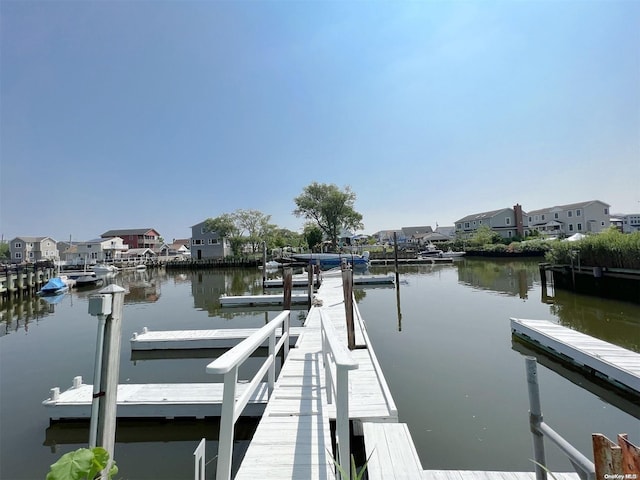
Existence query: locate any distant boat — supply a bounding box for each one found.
[417,244,444,258]
[441,250,465,258]
[135,264,147,271]
[93,264,119,274]
[287,251,370,269]
[38,277,70,296]
[75,275,104,288]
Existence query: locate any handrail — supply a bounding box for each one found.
[525,357,595,480]
[206,309,291,480]
[320,310,358,480]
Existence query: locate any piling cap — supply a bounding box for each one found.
[98,284,127,294]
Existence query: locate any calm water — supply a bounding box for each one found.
[0,259,638,479]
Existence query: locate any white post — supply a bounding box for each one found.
[94,285,126,479]
[216,367,238,480]
[337,366,351,480]
[526,357,547,480]
[268,330,276,395]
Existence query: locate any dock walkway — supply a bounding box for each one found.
[511,318,640,394]
[233,276,580,479]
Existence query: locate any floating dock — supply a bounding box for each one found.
[42,376,269,420]
[511,318,640,395]
[130,326,305,351]
[219,293,309,306]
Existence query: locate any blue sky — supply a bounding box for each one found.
[2,1,639,243]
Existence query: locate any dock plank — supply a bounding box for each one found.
[511,318,640,393]
[130,327,305,350]
[43,381,269,420]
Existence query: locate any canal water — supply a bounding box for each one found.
[0,259,638,479]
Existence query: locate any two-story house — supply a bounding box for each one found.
[455,205,527,240]
[526,200,610,237]
[71,237,128,265]
[101,228,162,250]
[190,220,231,260]
[612,213,639,234]
[9,236,58,263]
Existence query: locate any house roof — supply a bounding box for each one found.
[11,236,54,243]
[173,238,191,246]
[455,208,512,224]
[101,228,158,237]
[401,226,433,236]
[526,200,609,216]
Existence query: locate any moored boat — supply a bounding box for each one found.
[286,251,370,269]
[38,277,70,296]
[93,264,119,274]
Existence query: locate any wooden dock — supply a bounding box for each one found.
[42,376,269,420]
[219,293,310,306]
[230,276,580,479]
[130,326,305,350]
[511,318,640,394]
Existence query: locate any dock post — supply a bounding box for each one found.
[525,357,547,480]
[393,232,400,285]
[283,268,292,310]
[307,264,313,310]
[342,263,355,350]
[262,242,267,293]
[88,285,126,479]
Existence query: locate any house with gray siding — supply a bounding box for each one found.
[526,200,610,237]
[9,236,58,263]
[455,205,527,240]
[190,220,231,260]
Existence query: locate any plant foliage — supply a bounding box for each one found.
[46,447,117,480]
[293,182,363,250]
[545,228,640,269]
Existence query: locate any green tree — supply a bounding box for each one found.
[0,242,9,260]
[469,225,501,247]
[293,182,363,250]
[234,209,274,253]
[268,228,305,251]
[303,223,324,252]
[204,214,244,256]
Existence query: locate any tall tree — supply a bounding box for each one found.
[293,182,363,250]
[204,214,244,256]
[234,209,274,253]
[303,223,324,252]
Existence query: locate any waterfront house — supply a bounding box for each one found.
[372,230,404,245]
[101,228,162,250]
[455,204,527,240]
[9,237,58,263]
[70,237,128,265]
[190,221,231,260]
[156,241,190,258]
[526,200,610,237]
[613,212,640,233]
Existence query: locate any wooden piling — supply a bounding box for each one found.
[593,433,640,478]
[341,264,355,350]
[283,268,292,310]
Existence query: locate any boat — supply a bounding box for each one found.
[38,277,70,296]
[287,251,370,269]
[441,250,465,258]
[93,264,119,274]
[135,264,147,271]
[417,244,444,258]
[75,275,104,289]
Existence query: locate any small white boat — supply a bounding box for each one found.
[135,264,147,271]
[417,243,444,258]
[441,250,465,258]
[93,264,119,274]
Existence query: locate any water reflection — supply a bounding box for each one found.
[456,258,540,299]
[0,295,63,336]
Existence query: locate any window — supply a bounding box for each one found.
[528,217,532,222]
[87,244,92,248]
[15,252,22,259]
[576,209,581,216]
[601,221,605,226]
[192,239,203,245]
[569,224,574,232]
[568,211,573,217]
[29,251,34,258]
[505,217,511,225]
[473,221,476,226]
[577,223,582,231]
[464,222,470,228]
[14,242,22,248]
[604,208,609,214]
[479,220,482,224]
[508,231,512,237]
[208,238,220,245]
[554,213,559,219]
[535,215,539,221]
[456,224,462,229]
[541,214,545,220]
[201,227,206,234]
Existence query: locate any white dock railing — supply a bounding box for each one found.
[525,357,596,480]
[320,310,359,480]
[206,310,291,480]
